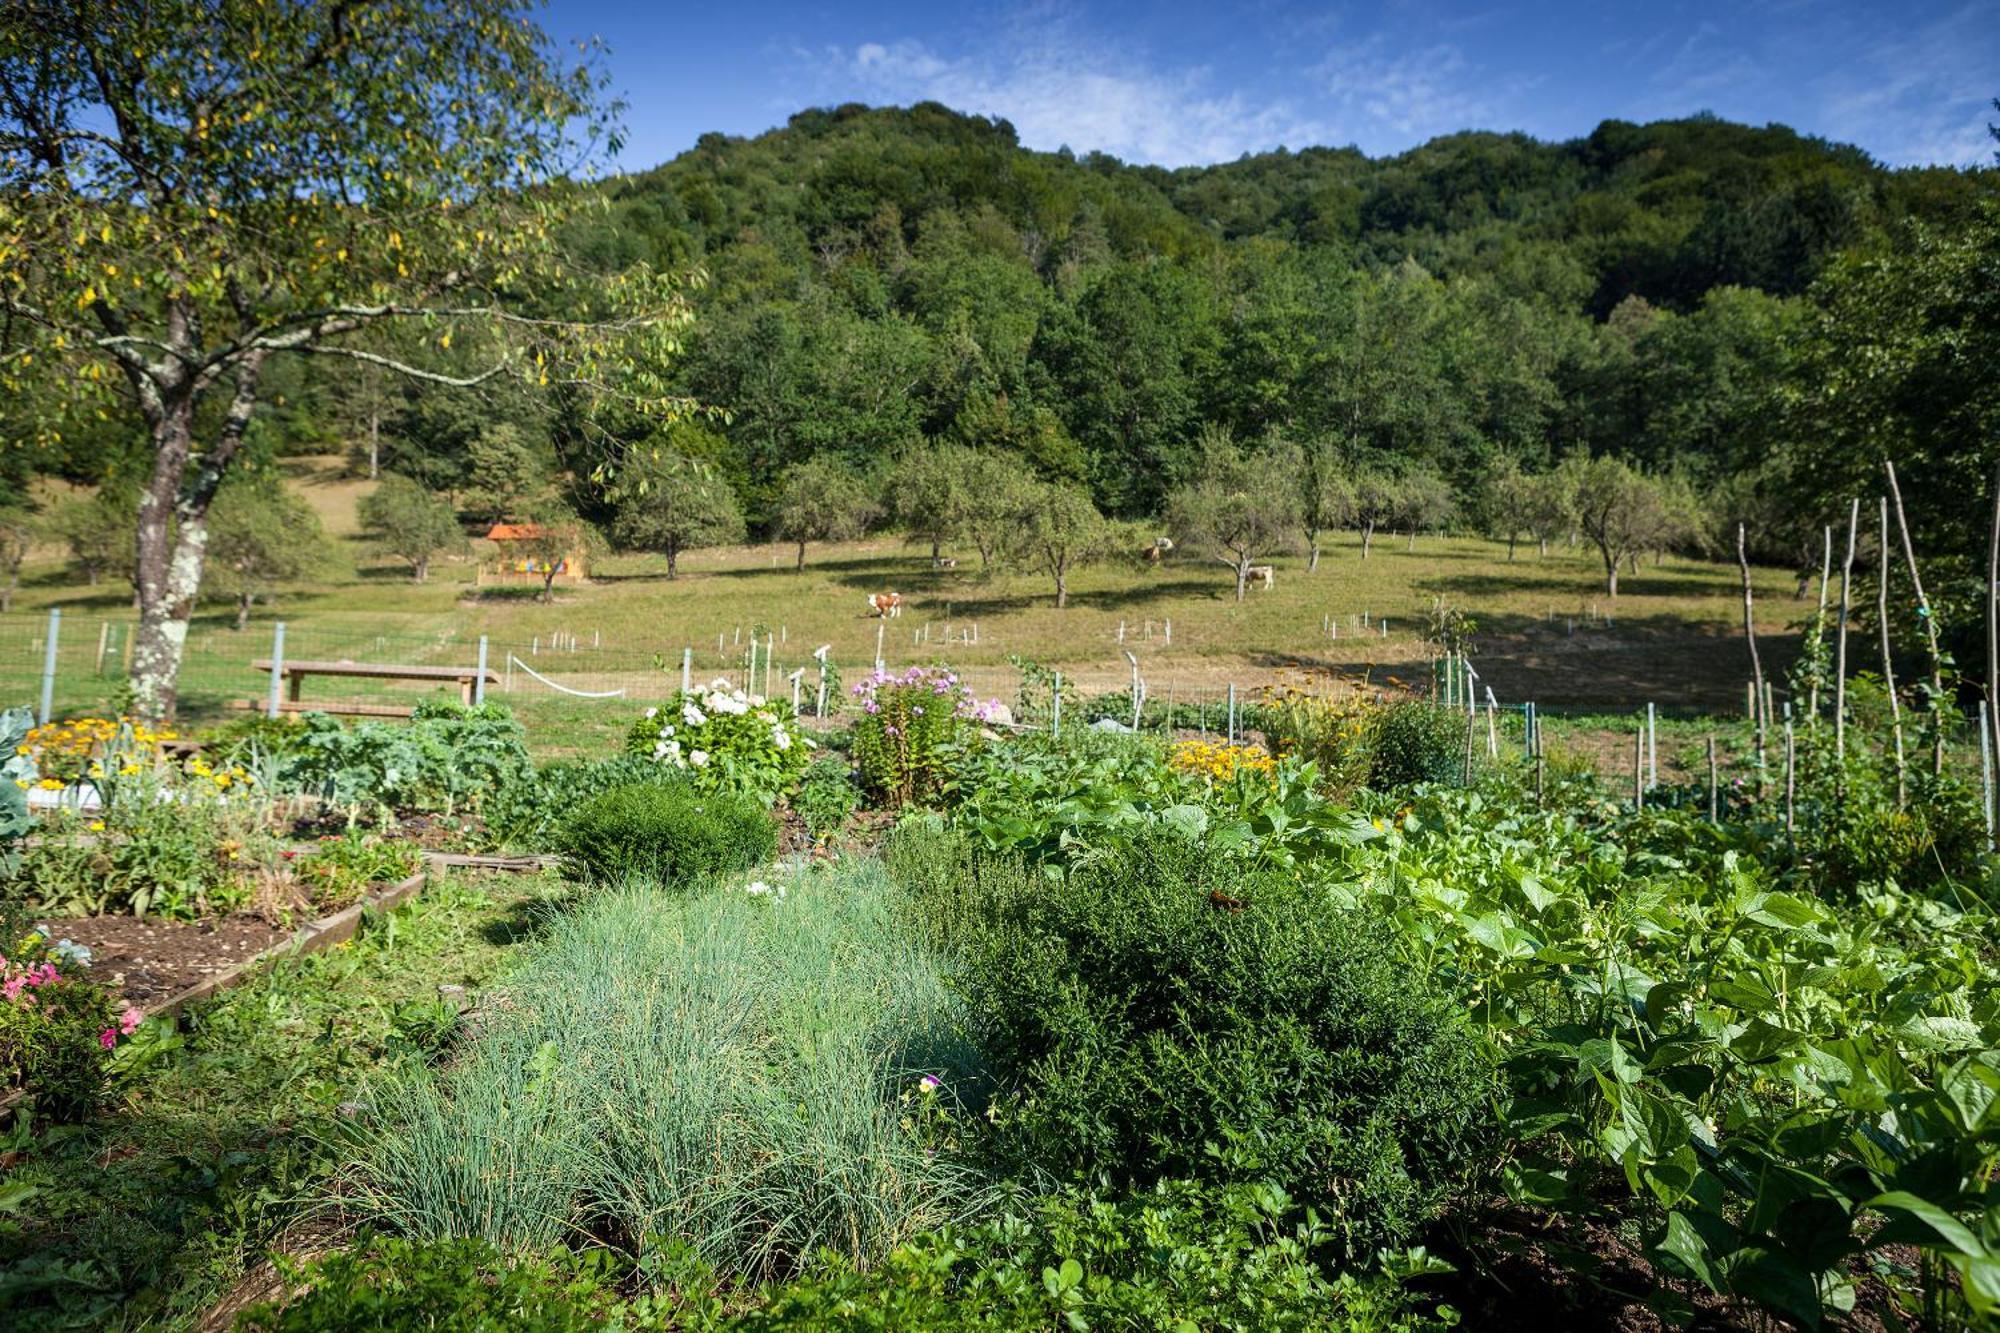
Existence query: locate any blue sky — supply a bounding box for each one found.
[546,1,1998,171]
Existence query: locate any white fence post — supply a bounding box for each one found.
[265,620,286,720]
[475,635,489,705]
[37,608,61,726]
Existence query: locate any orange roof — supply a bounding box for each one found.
[486,523,548,541]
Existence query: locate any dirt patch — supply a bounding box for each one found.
[46,914,293,1008]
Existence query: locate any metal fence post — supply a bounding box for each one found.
[681,647,692,695]
[1051,671,1062,739]
[1227,682,1237,745]
[37,608,60,725]
[266,621,286,719]
[474,635,489,705]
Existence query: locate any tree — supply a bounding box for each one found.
[1569,456,1674,596]
[1350,468,1399,560]
[1394,468,1456,551]
[609,453,744,578]
[0,2,694,717]
[205,479,334,629]
[774,457,878,570]
[1165,434,1300,601]
[509,503,597,604]
[1482,456,1536,560]
[1525,464,1578,557]
[1273,437,1354,571]
[889,443,976,567]
[358,474,464,583]
[461,423,553,527]
[1011,481,1112,608]
[959,451,1038,572]
[48,486,136,587]
[0,506,31,614]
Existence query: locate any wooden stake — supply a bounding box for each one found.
[1737,523,1767,790]
[1835,499,1858,760]
[1784,720,1796,834]
[1810,524,1832,719]
[1880,498,1908,808]
[1707,736,1718,823]
[1987,461,1999,847]
[1633,728,1644,811]
[1884,460,1945,777]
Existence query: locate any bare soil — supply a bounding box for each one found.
[49,913,292,1008]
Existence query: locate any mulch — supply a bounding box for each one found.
[45,913,294,1009]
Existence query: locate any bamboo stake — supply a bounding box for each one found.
[1880,498,1907,808]
[1835,499,1858,758]
[1987,461,1999,848]
[1810,525,1832,718]
[1737,523,1767,791]
[1707,736,1718,823]
[1884,461,1945,778]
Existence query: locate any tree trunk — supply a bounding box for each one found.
[1360,521,1374,560]
[795,539,807,572]
[130,355,267,721]
[0,571,15,613]
[1406,529,1415,552]
[1308,538,1320,572]
[1538,536,1548,558]
[414,556,429,584]
[367,399,380,480]
[1597,541,1619,596]
[1054,564,1069,609]
[1506,533,1517,561]
[235,591,252,631]
[1233,559,1249,602]
[666,546,679,580]
[539,568,557,602]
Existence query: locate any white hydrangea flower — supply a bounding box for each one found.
[683,702,707,727]
[644,707,658,720]
[690,749,710,768]
[772,727,791,751]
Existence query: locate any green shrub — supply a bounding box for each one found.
[341,864,988,1283]
[236,1236,630,1332]
[284,702,532,816]
[748,1178,1454,1331]
[483,754,681,851]
[624,683,814,804]
[949,830,1493,1258]
[553,783,774,883]
[791,755,862,843]
[1367,701,1466,790]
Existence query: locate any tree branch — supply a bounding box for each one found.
[295,342,508,387]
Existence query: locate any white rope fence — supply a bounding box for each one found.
[506,654,627,699]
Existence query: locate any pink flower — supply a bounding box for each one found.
[99,1029,116,1049]
[119,1007,142,1035]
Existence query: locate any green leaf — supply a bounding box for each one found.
[1862,1191,1985,1259]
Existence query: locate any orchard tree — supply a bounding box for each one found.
[890,442,975,567]
[1166,434,1300,601]
[609,452,744,578]
[1350,467,1399,560]
[0,1,697,717]
[205,477,335,629]
[1483,456,1536,560]
[774,456,878,570]
[357,473,463,583]
[1395,468,1456,551]
[510,503,597,603]
[1570,456,1673,596]
[1011,480,1111,608]
[959,451,1037,572]
[1526,464,1578,557]
[1273,437,1353,571]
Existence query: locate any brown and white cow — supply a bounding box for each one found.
[867,592,904,618]
[1246,564,1275,590]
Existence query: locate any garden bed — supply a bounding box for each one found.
[44,913,294,1008]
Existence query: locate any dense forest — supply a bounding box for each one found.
[18,102,1999,608]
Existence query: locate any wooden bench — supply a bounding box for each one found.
[230,698,420,719]
[249,659,501,713]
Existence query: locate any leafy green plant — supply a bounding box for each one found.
[0,707,35,877]
[850,666,1005,807]
[791,756,862,843]
[482,753,683,851]
[942,828,1495,1260]
[291,833,421,912]
[749,1179,1456,1332]
[1367,700,1466,789]
[624,682,813,805]
[552,782,774,883]
[283,702,532,817]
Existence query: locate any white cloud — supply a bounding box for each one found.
[1314,40,1501,143]
[1810,4,1994,166]
[813,23,1326,165]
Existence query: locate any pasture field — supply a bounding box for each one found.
[4,463,1807,760]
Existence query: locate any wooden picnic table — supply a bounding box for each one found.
[251,658,500,710]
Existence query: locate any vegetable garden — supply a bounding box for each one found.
[0,653,1993,1331]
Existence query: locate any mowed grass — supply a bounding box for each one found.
[5,464,1812,734]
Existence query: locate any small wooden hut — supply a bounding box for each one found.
[477,522,588,589]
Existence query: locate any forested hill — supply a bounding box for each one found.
[559,101,1987,527]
